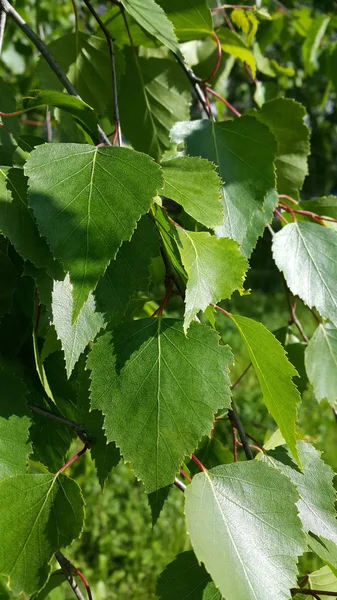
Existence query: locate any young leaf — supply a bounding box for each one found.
[265,441,337,544]
[185,462,305,600]
[119,49,191,162]
[0,473,84,596]
[156,551,221,600]
[120,0,181,56]
[272,222,337,327]
[175,229,248,331]
[161,156,223,228]
[25,144,162,320]
[88,318,233,492]
[300,565,337,599]
[171,117,277,246]
[156,0,213,42]
[305,323,337,407]
[254,99,310,199]
[230,315,301,464]
[0,167,58,274]
[0,367,31,480]
[217,29,256,77]
[94,215,159,321]
[52,274,106,378]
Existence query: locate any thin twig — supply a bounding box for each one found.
[0,0,110,145]
[291,588,337,597]
[174,477,186,492]
[82,0,121,145]
[231,363,252,390]
[27,403,89,444]
[174,53,213,119]
[205,86,241,117]
[55,552,88,600]
[229,401,254,460]
[56,443,89,476]
[0,8,6,55]
[212,4,256,11]
[282,278,309,344]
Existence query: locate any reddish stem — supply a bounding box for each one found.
[205,87,241,117]
[179,468,192,483]
[274,207,288,225]
[56,444,89,476]
[213,304,232,318]
[237,440,261,453]
[231,423,238,462]
[112,127,119,145]
[191,454,206,472]
[279,201,337,224]
[20,118,44,126]
[207,31,222,82]
[73,568,93,600]
[204,91,214,120]
[246,432,263,449]
[278,194,299,206]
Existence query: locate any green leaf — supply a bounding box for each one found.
[23,90,99,143]
[0,167,58,274]
[265,441,337,544]
[152,203,187,292]
[185,461,305,600]
[0,250,16,321]
[52,274,106,378]
[300,197,337,220]
[103,6,161,48]
[148,486,171,526]
[120,0,181,55]
[253,99,310,199]
[156,0,213,42]
[230,315,301,464]
[94,215,159,321]
[240,188,278,257]
[305,324,337,407]
[37,33,123,115]
[119,49,191,162]
[161,157,223,228]
[175,229,248,331]
[0,367,31,480]
[217,29,256,77]
[171,117,277,246]
[25,144,162,320]
[88,318,233,492]
[300,565,337,599]
[302,16,330,75]
[272,222,337,327]
[308,534,337,577]
[156,551,221,600]
[32,571,66,600]
[0,473,84,596]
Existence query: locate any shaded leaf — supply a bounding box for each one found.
[148,486,171,526]
[230,315,301,464]
[185,461,305,600]
[156,551,221,600]
[272,222,337,327]
[305,323,337,407]
[88,318,233,492]
[95,215,159,321]
[171,117,276,246]
[300,196,337,220]
[25,144,162,320]
[176,229,248,331]
[302,16,330,75]
[0,473,84,596]
[240,188,278,257]
[162,156,223,228]
[119,49,191,162]
[52,274,105,378]
[0,250,16,321]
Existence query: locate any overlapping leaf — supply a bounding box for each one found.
[185,461,305,600]
[120,0,181,55]
[171,117,277,246]
[272,222,337,327]
[25,143,162,320]
[305,323,337,406]
[254,99,310,198]
[265,441,337,543]
[300,196,337,220]
[161,156,223,228]
[156,0,213,41]
[176,229,248,331]
[52,274,106,378]
[217,29,256,77]
[230,315,301,464]
[119,49,191,162]
[241,189,278,257]
[88,318,233,492]
[156,551,221,600]
[0,473,84,595]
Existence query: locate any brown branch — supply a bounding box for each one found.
[0,7,6,55]
[229,401,254,460]
[27,403,89,445]
[282,278,309,344]
[291,588,337,597]
[55,552,88,600]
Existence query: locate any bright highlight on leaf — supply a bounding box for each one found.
[305,323,337,407]
[230,314,301,464]
[162,156,223,228]
[185,461,305,600]
[0,473,84,596]
[272,222,337,327]
[25,144,162,321]
[88,318,233,492]
[176,229,248,331]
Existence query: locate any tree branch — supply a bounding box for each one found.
[27,403,89,445]
[291,588,337,597]
[0,8,6,55]
[82,0,121,145]
[228,401,254,460]
[55,552,88,600]
[173,53,213,119]
[174,477,187,492]
[0,0,110,145]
